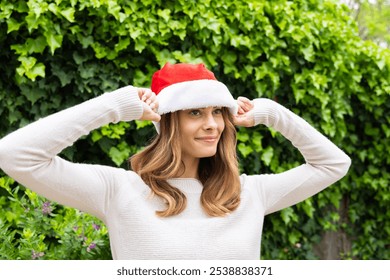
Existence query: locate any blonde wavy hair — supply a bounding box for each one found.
[129,108,241,217]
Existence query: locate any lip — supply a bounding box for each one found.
[195,136,219,143]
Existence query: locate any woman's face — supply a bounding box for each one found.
[177,107,225,161]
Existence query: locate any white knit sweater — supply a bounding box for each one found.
[0,86,351,259]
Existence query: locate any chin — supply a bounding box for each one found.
[198,150,218,158]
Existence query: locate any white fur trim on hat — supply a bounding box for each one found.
[157,79,238,115]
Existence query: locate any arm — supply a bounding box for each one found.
[0,86,158,220]
[235,97,351,215]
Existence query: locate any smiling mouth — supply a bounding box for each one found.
[195,137,219,143]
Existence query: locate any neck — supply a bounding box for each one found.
[179,155,200,179]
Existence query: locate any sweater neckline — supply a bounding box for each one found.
[167,178,204,194]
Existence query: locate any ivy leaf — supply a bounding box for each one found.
[91,130,103,142]
[237,130,250,142]
[280,207,296,225]
[300,199,314,219]
[44,31,63,55]
[135,120,152,129]
[115,37,130,53]
[25,36,47,54]
[0,177,14,194]
[6,18,22,33]
[0,2,14,19]
[134,38,147,53]
[288,230,301,245]
[16,56,45,81]
[238,143,253,158]
[20,85,45,104]
[51,63,72,86]
[60,7,75,22]
[157,9,171,22]
[109,142,132,166]
[261,146,274,166]
[27,62,45,81]
[25,13,41,32]
[107,0,121,20]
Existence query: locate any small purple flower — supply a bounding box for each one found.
[92,223,100,231]
[87,242,96,252]
[73,226,79,231]
[41,201,52,215]
[31,250,45,259]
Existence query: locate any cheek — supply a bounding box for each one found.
[218,117,226,132]
[180,121,198,137]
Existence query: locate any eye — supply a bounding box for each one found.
[213,107,223,115]
[189,109,201,116]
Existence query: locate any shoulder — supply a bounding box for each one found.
[240,173,267,187]
[239,173,268,198]
[95,165,150,196]
[119,169,151,195]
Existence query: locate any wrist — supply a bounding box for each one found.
[104,86,144,122]
[252,98,278,127]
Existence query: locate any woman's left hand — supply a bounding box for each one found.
[233,96,255,127]
[137,88,161,122]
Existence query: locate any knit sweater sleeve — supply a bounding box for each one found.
[0,86,143,221]
[247,98,351,215]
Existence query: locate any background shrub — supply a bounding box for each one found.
[0,0,389,259]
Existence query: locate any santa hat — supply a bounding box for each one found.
[151,63,238,122]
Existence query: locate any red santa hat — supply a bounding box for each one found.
[151,63,238,117]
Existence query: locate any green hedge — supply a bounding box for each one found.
[0,0,389,259]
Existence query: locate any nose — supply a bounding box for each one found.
[203,113,218,130]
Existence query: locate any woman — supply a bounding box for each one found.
[0,63,351,259]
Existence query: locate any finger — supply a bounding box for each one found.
[147,94,156,105]
[137,88,144,97]
[238,96,253,110]
[237,106,245,115]
[153,100,159,112]
[139,88,152,101]
[242,100,253,111]
[150,102,158,112]
[138,88,148,99]
[142,91,151,101]
[242,103,252,113]
[149,91,157,100]
[237,100,246,114]
[237,102,250,114]
[146,92,158,105]
[237,96,251,103]
[150,111,161,122]
[141,105,161,122]
[237,97,251,112]
[237,99,245,107]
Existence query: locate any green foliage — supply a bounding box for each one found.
[0,0,389,259]
[343,0,390,48]
[0,177,110,259]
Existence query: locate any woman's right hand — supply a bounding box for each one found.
[137,88,161,122]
